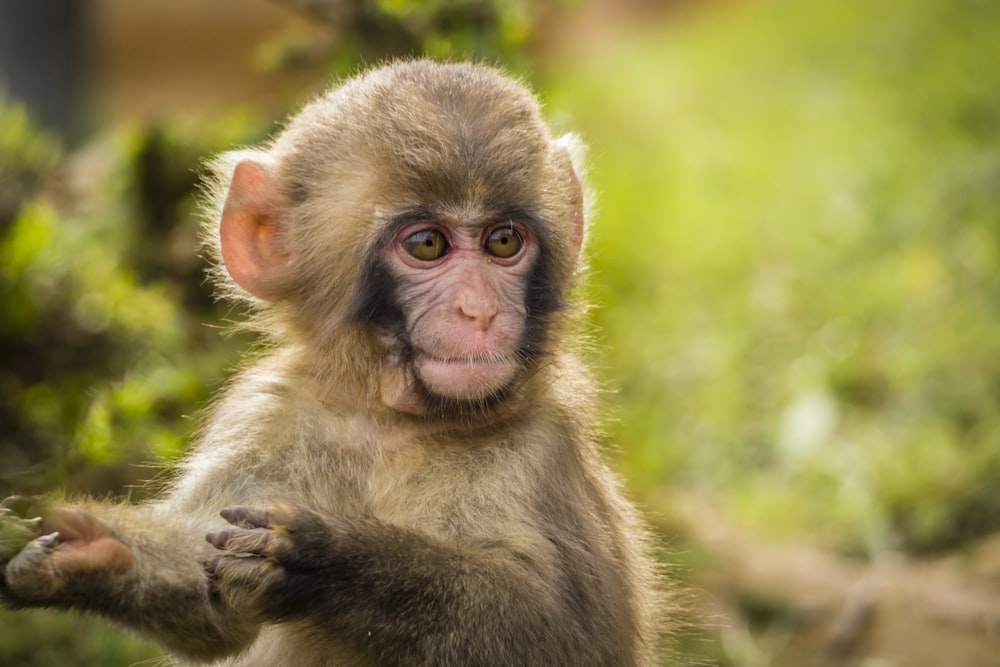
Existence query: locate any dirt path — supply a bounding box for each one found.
[677,502,1000,666]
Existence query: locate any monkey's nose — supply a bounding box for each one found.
[457,293,499,330]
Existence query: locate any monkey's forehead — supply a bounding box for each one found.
[278,62,554,206]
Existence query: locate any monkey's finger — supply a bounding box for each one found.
[219,506,270,529]
[206,528,233,549]
[207,527,287,558]
[205,553,282,596]
[4,532,63,602]
[206,527,261,550]
[204,551,266,575]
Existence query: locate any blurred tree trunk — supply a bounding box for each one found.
[0,0,91,142]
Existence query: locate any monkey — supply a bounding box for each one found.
[0,60,666,666]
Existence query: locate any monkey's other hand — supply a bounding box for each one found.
[205,504,334,621]
[0,497,136,605]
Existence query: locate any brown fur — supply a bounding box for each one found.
[0,60,667,666]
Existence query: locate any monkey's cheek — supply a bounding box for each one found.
[414,357,518,401]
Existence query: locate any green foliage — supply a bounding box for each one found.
[258,0,568,76]
[548,0,1000,554]
[375,0,533,57]
[0,105,60,228]
[0,608,161,667]
[0,113,265,495]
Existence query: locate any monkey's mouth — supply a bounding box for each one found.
[413,353,519,401]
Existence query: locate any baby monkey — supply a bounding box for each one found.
[0,60,665,666]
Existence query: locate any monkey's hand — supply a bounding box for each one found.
[0,497,135,605]
[205,504,332,622]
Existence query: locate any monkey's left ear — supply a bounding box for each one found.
[219,160,290,301]
[569,188,585,260]
[554,134,587,260]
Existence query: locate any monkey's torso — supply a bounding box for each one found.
[155,353,652,667]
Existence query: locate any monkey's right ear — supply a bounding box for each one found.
[219,160,290,301]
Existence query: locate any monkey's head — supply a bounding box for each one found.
[204,60,589,417]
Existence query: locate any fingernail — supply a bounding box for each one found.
[38,532,60,548]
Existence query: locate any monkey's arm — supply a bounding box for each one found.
[207,503,636,667]
[0,497,261,661]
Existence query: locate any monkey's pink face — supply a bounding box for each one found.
[386,217,537,402]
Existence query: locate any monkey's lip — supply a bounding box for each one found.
[413,353,518,400]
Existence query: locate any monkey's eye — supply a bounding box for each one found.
[484,227,523,259]
[403,229,449,261]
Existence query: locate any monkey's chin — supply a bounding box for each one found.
[414,355,518,402]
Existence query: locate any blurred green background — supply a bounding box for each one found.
[1,0,999,664]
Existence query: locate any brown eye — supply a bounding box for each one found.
[403,229,449,261]
[484,227,523,259]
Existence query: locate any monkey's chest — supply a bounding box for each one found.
[288,416,526,538]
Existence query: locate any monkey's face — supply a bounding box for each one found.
[211,62,586,418]
[381,210,539,405]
